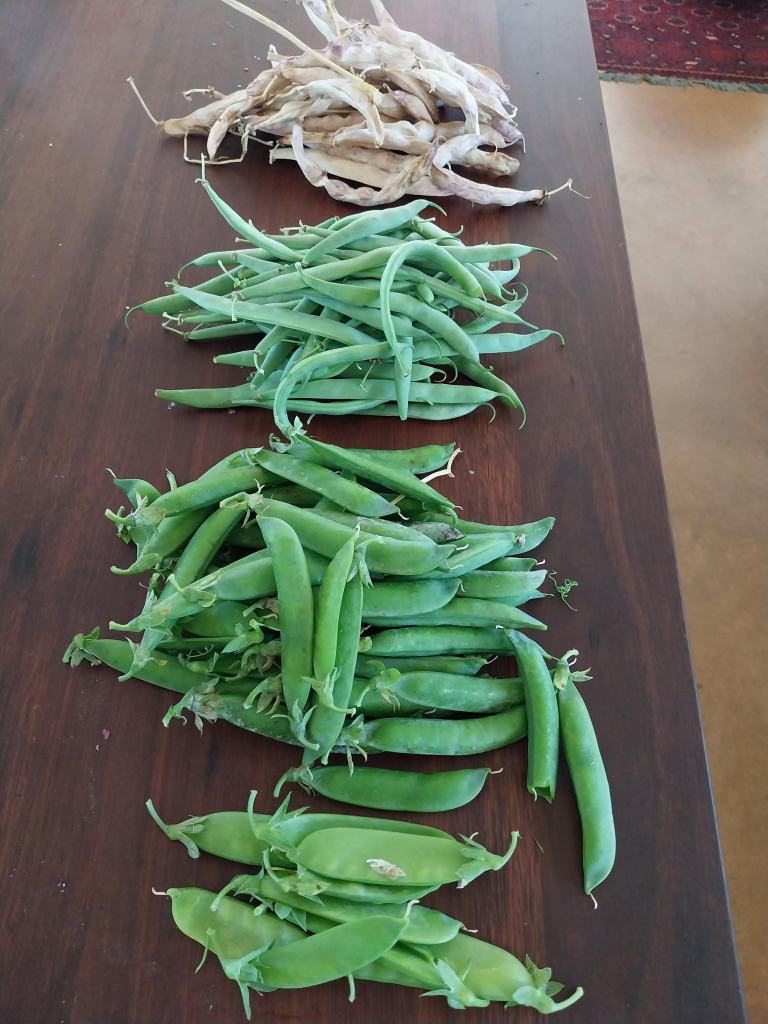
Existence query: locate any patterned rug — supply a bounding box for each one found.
[588,0,768,91]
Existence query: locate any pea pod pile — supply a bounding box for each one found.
[148,791,584,1016]
[65,437,614,903]
[133,175,562,431]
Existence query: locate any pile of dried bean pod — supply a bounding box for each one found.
[137,0,551,208]
[143,792,584,1015]
[65,438,615,909]
[133,177,561,429]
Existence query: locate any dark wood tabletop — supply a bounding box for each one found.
[0,1,746,1022]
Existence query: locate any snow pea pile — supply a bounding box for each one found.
[65,437,615,904]
[147,791,584,1016]
[132,174,561,431]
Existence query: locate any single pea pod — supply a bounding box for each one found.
[459,569,548,602]
[362,596,546,631]
[277,764,494,813]
[253,867,439,905]
[370,671,526,715]
[508,629,560,803]
[413,933,584,1012]
[555,655,615,894]
[366,626,517,658]
[110,506,211,575]
[286,439,455,476]
[227,871,461,945]
[361,579,460,619]
[355,654,487,678]
[289,827,518,888]
[340,706,527,757]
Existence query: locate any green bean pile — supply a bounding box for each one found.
[142,792,584,1016]
[132,175,561,432]
[65,438,615,909]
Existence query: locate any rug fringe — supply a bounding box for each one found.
[598,71,768,94]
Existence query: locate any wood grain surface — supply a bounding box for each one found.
[0,1,746,1022]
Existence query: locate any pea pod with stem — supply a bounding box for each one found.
[508,629,560,803]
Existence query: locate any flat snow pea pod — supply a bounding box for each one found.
[282,764,493,813]
[414,933,584,1011]
[306,569,363,761]
[223,914,407,1005]
[362,596,546,631]
[248,498,451,577]
[356,654,487,677]
[258,517,313,715]
[508,630,559,803]
[340,706,527,757]
[254,450,397,518]
[459,569,548,602]
[366,626,515,658]
[311,537,356,684]
[303,199,434,264]
[296,437,455,513]
[292,827,518,887]
[482,556,538,572]
[361,579,460,619]
[387,672,525,714]
[234,872,460,946]
[556,660,615,894]
[111,507,211,575]
[146,800,281,863]
[169,889,304,959]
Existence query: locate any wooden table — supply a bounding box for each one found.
[0,1,746,1021]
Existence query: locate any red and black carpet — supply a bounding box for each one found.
[588,0,768,90]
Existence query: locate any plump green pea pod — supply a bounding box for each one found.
[306,567,364,761]
[436,535,519,576]
[280,764,493,813]
[303,199,434,264]
[361,579,459,619]
[111,507,211,575]
[262,483,318,507]
[363,596,546,631]
[356,654,487,677]
[459,569,548,602]
[253,449,396,518]
[379,671,526,715]
[112,476,161,508]
[311,537,355,683]
[229,871,460,945]
[222,522,265,548]
[367,625,516,658]
[258,517,313,715]
[413,933,584,1012]
[296,436,455,514]
[481,556,538,572]
[64,631,211,695]
[108,465,276,529]
[340,706,527,757]
[312,510,429,543]
[248,498,451,577]
[508,630,559,803]
[292,827,518,888]
[556,658,615,894]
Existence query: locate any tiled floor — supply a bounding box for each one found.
[601,80,768,1023]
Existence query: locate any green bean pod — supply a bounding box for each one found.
[280,764,493,813]
[258,517,313,714]
[508,630,560,803]
[556,662,615,894]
